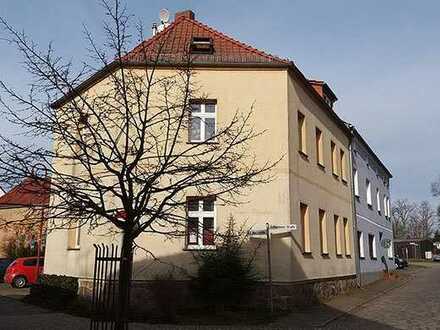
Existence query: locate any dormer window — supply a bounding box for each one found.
[190,37,214,54]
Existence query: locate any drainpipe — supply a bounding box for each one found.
[348,129,361,287]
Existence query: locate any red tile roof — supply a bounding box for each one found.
[0,178,50,208]
[123,10,290,66]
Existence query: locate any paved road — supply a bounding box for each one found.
[329,263,440,329]
[0,265,439,329]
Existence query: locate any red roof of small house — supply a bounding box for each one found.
[123,10,290,66]
[0,178,50,208]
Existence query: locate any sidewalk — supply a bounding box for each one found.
[271,266,421,328]
[0,266,424,330]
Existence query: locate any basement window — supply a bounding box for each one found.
[190,37,214,54]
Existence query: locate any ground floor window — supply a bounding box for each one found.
[334,215,342,256]
[368,234,377,259]
[343,218,351,256]
[186,197,215,249]
[357,231,365,258]
[67,222,81,249]
[300,203,311,253]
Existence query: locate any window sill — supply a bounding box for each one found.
[321,252,329,257]
[298,150,309,161]
[371,257,377,260]
[332,173,339,180]
[187,141,219,145]
[67,247,80,251]
[341,178,348,185]
[302,252,313,258]
[355,195,360,201]
[317,163,325,171]
[359,256,365,260]
[345,254,352,258]
[367,204,373,210]
[184,245,216,251]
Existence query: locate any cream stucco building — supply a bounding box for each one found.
[44,10,357,301]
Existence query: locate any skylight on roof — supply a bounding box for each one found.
[190,37,214,54]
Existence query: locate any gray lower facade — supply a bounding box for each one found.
[356,212,395,285]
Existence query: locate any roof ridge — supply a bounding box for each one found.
[185,17,289,64]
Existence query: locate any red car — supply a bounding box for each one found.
[4,257,44,288]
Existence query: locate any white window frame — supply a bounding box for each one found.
[383,196,388,217]
[186,198,216,250]
[189,102,217,143]
[387,197,391,219]
[371,234,377,259]
[366,179,372,206]
[358,231,365,258]
[353,169,359,197]
[376,189,381,213]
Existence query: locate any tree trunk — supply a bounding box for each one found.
[116,231,133,330]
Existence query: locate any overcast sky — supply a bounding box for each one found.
[1,1,439,203]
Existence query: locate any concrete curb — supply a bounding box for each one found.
[313,273,414,328]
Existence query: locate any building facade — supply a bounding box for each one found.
[349,127,395,285]
[44,10,358,305]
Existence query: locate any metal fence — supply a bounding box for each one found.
[90,244,127,330]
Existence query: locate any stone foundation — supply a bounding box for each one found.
[77,275,358,313]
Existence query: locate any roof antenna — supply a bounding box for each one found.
[152,8,170,36]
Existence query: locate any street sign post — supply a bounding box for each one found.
[248,223,297,314]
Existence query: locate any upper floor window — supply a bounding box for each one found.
[315,127,324,166]
[340,149,347,182]
[376,189,381,213]
[186,197,216,249]
[298,111,307,155]
[189,101,216,143]
[353,169,359,197]
[331,141,338,177]
[366,179,372,207]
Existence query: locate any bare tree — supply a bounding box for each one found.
[392,199,437,240]
[0,0,277,326]
[391,199,416,239]
[409,201,436,239]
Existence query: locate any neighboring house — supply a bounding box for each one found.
[44,10,357,303]
[394,238,433,259]
[0,178,49,257]
[348,126,395,285]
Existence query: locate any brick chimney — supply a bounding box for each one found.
[175,10,195,20]
[309,80,338,109]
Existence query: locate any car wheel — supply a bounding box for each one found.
[12,276,27,288]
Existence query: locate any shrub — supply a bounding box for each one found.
[30,274,78,306]
[192,216,260,309]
